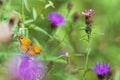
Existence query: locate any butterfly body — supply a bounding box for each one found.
[18,36,41,55]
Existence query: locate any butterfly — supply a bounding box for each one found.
[18,35,41,55]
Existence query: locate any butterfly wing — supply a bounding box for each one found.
[33,44,41,54]
[19,36,31,53]
[19,36,31,45]
[20,44,28,52]
[27,44,41,55]
[18,35,41,55]
[27,48,36,55]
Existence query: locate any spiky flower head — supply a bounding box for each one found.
[93,62,112,80]
[93,62,110,75]
[82,9,94,16]
[6,54,46,80]
[82,9,94,26]
[48,12,65,26]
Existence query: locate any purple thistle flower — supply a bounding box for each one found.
[82,9,94,42]
[82,9,94,16]
[48,12,65,26]
[93,62,110,75]
[6,54,46,80]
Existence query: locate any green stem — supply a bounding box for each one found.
[0,8,2,20]
[55,55,64,60]
[42,61,54,80]
[36,7,45,21]
[83,40,91,78]
[66,9,71,18]
[85,45,90,68]
[20,0,29,37]
[21,0,25,26]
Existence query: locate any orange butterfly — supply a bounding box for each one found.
[18,35,41,55]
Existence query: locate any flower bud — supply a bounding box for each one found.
[85,16,93,26]
[0,0,3,6]
[67,2,73,10]
[73,12,80,22]
[9,12,18,27]
[18,19,23,27]
[82,9,94,26]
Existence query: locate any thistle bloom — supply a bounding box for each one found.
[82,9,94,41]
[93,62,112,80]
[6,54,46,80]
[82,9,94,26]
[48,12,65,25]
[93,62,110,75]
[82,9,94,16]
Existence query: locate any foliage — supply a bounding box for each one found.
[0,0,120,80]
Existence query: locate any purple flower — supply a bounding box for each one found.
[82,9,94,16]
[58,49,69,57]
[6,54,46,80]
[48,12,65,25]
[93,62,110,75]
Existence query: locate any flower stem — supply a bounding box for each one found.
[21,0,25,25]
[19,0,29,37]
[83,38,91,78]
[42,61,54,80]
[85,44,91,68]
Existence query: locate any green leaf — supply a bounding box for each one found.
[44,1,55,9]
[54,59,67,63]
[40,13,45,20]
[114,71,120,80]
[41,55,56,61]
[19,28,28,37]
[92,32,104,35]
[32,8,37,20]
[24,19,34,24]
[38,0,46,2]
[32,38,41,47]
[23,0,30,12]
[40,55,67,63]
[38,0,43,1]
[72,53,84,57]
[29,24,53,38]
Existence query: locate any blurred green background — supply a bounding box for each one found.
[0,0,120,80]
